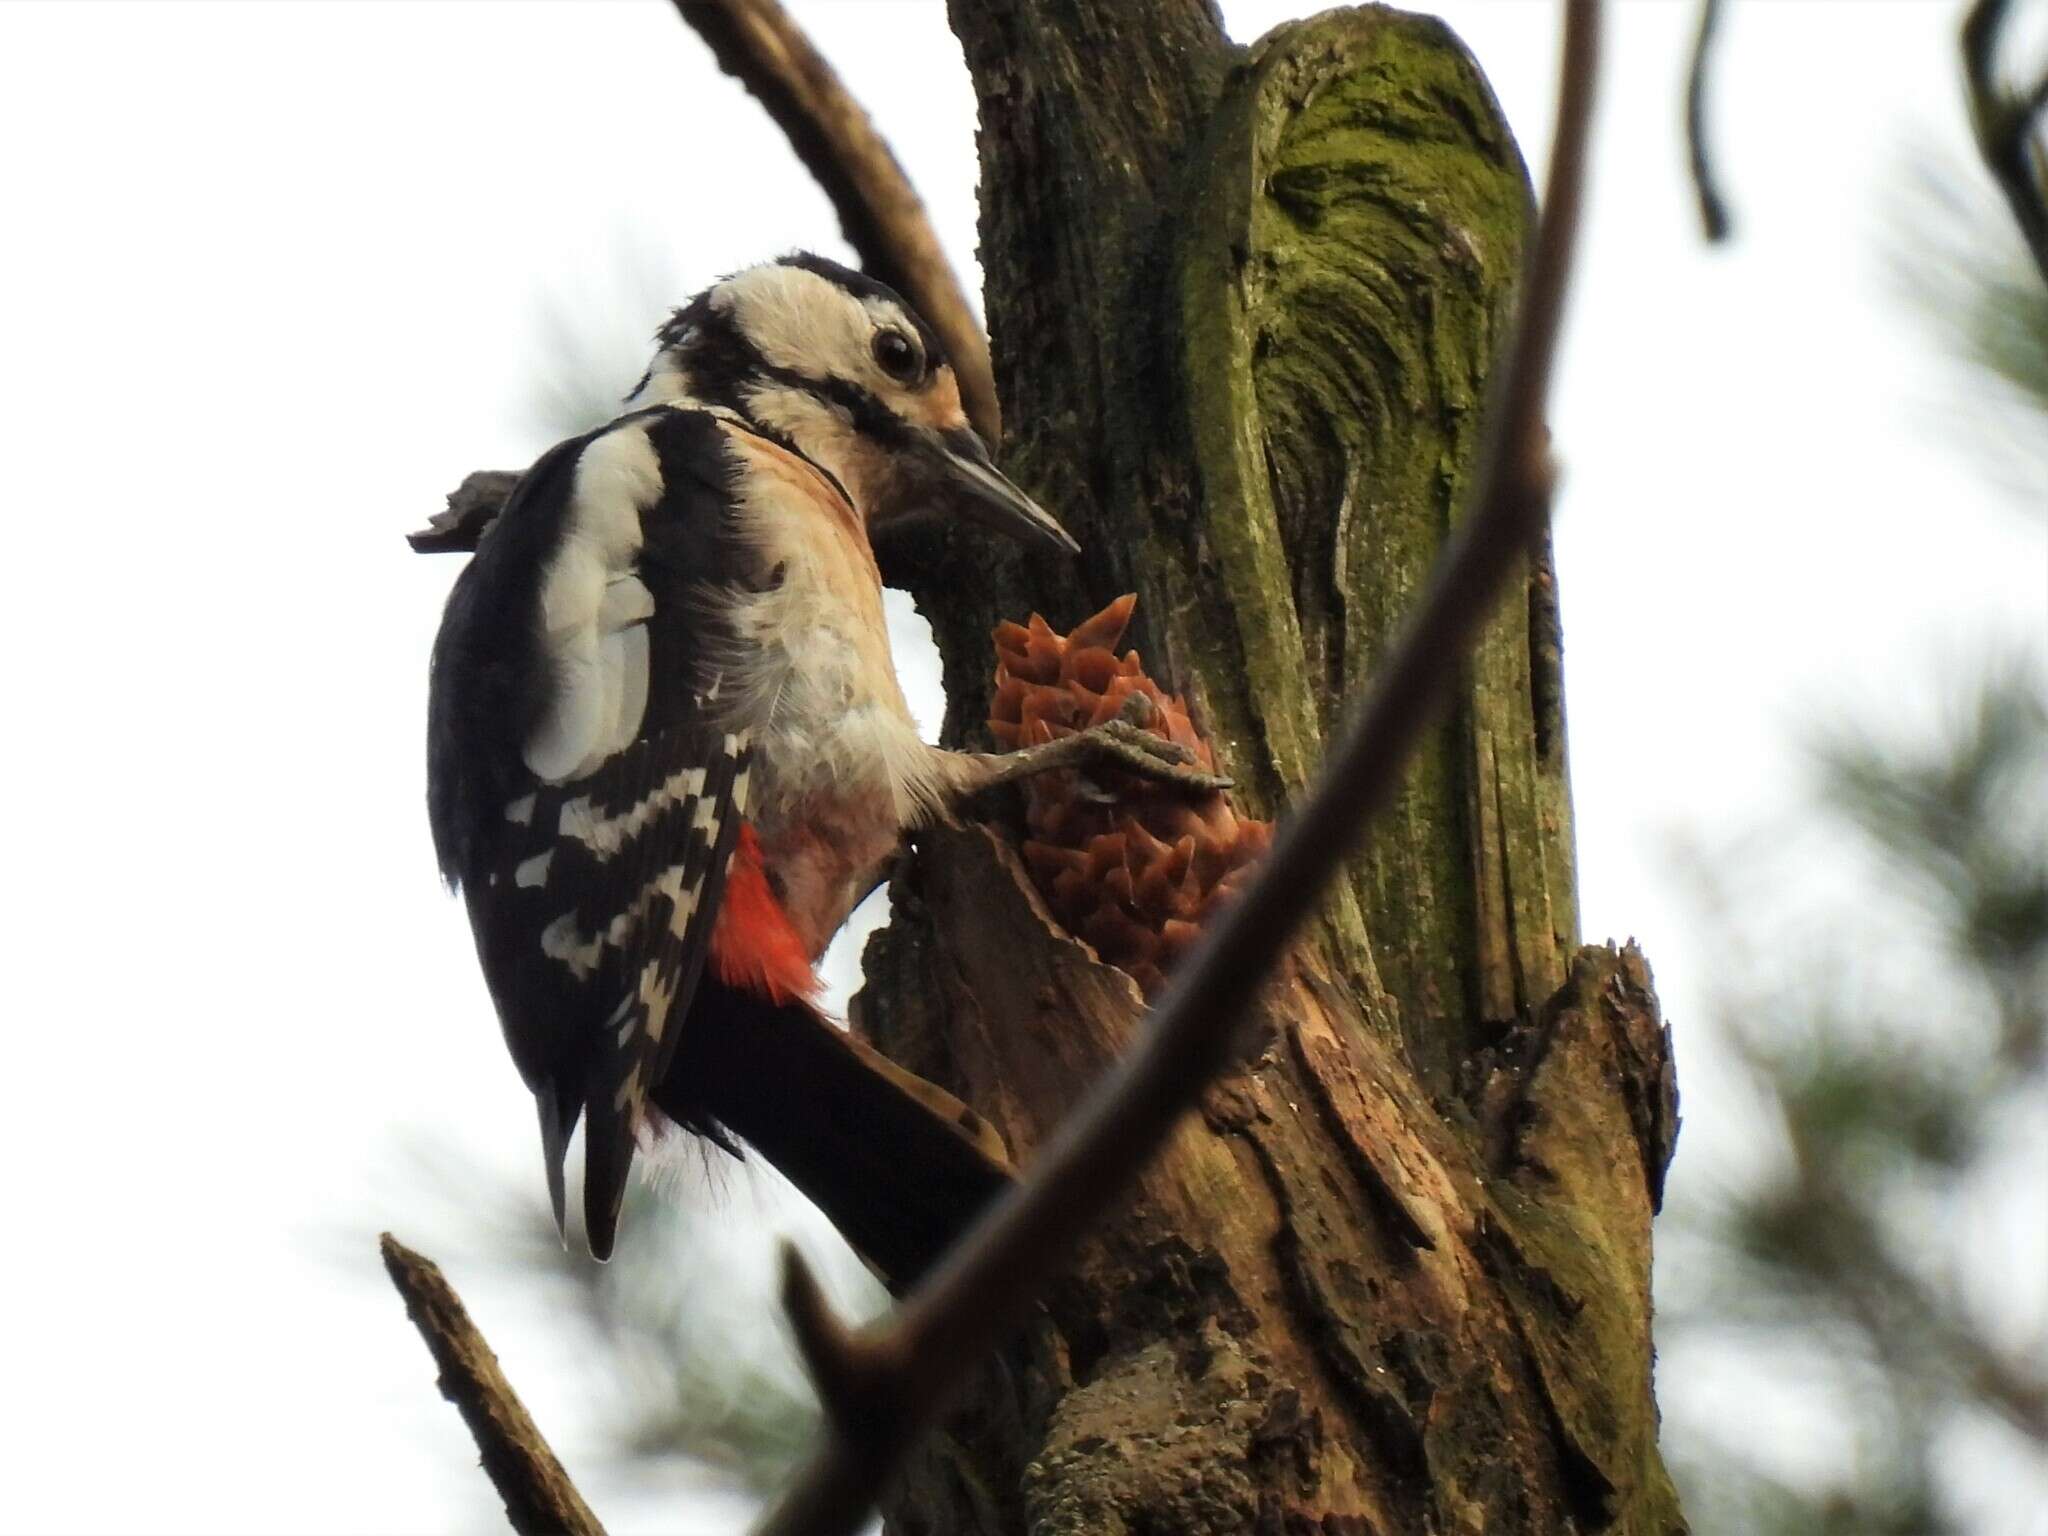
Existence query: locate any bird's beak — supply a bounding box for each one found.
[899,427,1080,555]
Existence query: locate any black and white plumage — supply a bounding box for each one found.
[430,407,762,1256]
[427,255,1077,1270]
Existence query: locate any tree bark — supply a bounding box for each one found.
[859,5,1683,1531]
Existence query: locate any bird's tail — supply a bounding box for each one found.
[656,978,1017,1294]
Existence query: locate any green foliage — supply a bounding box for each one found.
[1669,123,2048,1527]
[1889,156,2048,514]
[1665,655,2048,1536]
[385,1139,881,1503]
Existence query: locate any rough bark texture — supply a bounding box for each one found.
[858,5,1683,1531]
[380,1236,604,1536]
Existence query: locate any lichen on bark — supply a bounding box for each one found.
[1177,9,1578,1081]
[857,4,1681,1531]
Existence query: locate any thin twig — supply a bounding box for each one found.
[1685,0,1732,241]
[1754,1052,2048,1445]
[671,0,1002,444]
[751,4,1606,1533]
[1964,0,2048,289]
[380,1234,607,1536]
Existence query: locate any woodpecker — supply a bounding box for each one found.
[427,254,1216,1276]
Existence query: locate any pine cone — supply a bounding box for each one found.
[989,595,1272,997]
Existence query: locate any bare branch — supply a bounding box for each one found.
[2026,69,2048,125]
[751,4,1607,1533]
[380,1234,606,1536]
[1964,0,2048,288]
[408,470,523,554]
[1685,0,1732,241]
[671,0,1002,444]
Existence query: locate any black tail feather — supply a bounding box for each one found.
[657,980,1018,1294]
[581,1090,633,1263]
[536,1082,577,1244]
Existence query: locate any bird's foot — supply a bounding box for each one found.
[1068,696,1232,794]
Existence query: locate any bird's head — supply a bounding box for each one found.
[633,253,1077,555]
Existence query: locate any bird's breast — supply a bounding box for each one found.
[711,433,942,958]
[727,580,928,958]
[720,429,933,801]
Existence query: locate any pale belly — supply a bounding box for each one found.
[735,652,934,960]
[752,783,906,961]
[711,458,935,958]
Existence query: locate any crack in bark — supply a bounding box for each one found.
[1465,944,1680,1210]
[1527,530,1566,766]
[1600,947,1681,1213]
[1284,1000,1436,1254]
[1476,1214,1617,1530]
[1228,1111,1433,1512]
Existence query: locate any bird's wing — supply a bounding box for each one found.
[427,404,762,1257]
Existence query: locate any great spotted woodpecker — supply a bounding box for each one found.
[427,254,1217,1275]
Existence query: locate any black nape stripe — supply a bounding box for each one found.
[658,293,753,403]
[647,259,927,506]
[757,362,917,454]
[722,406,858,512]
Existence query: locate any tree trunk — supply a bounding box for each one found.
[859,5,1684,1531]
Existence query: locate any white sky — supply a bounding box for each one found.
[1,2,2042,1533]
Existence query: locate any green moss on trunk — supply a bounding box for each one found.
[1178,10,1576,1075]
[859,5,1676,1532]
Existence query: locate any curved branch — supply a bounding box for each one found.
[1685,0,1732,242]
[752,4,1607,1533]
[672,0,1002,443]
[380,1235,606,1536]
[1964,0,2048,288]
[413,0,1008,553]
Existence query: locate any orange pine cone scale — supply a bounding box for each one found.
[989,595,1271,998]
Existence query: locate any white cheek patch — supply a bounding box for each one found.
[525,426,662,782]
[720,265,923,401]
[740,382,862,493]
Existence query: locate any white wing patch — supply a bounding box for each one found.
[525,424,664,783]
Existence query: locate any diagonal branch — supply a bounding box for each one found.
[751,4,1607,1533]
[1964,0,2048,289]
[381,1234,607,1536]
[672,0,1002,444]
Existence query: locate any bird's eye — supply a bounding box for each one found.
[871,328,921,383]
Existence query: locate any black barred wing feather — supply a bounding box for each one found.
[428,405,756,1259]
[479,726,752,1259]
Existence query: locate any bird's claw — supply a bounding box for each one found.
[1082,719,1234,794]
[1113,692,1158,729]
